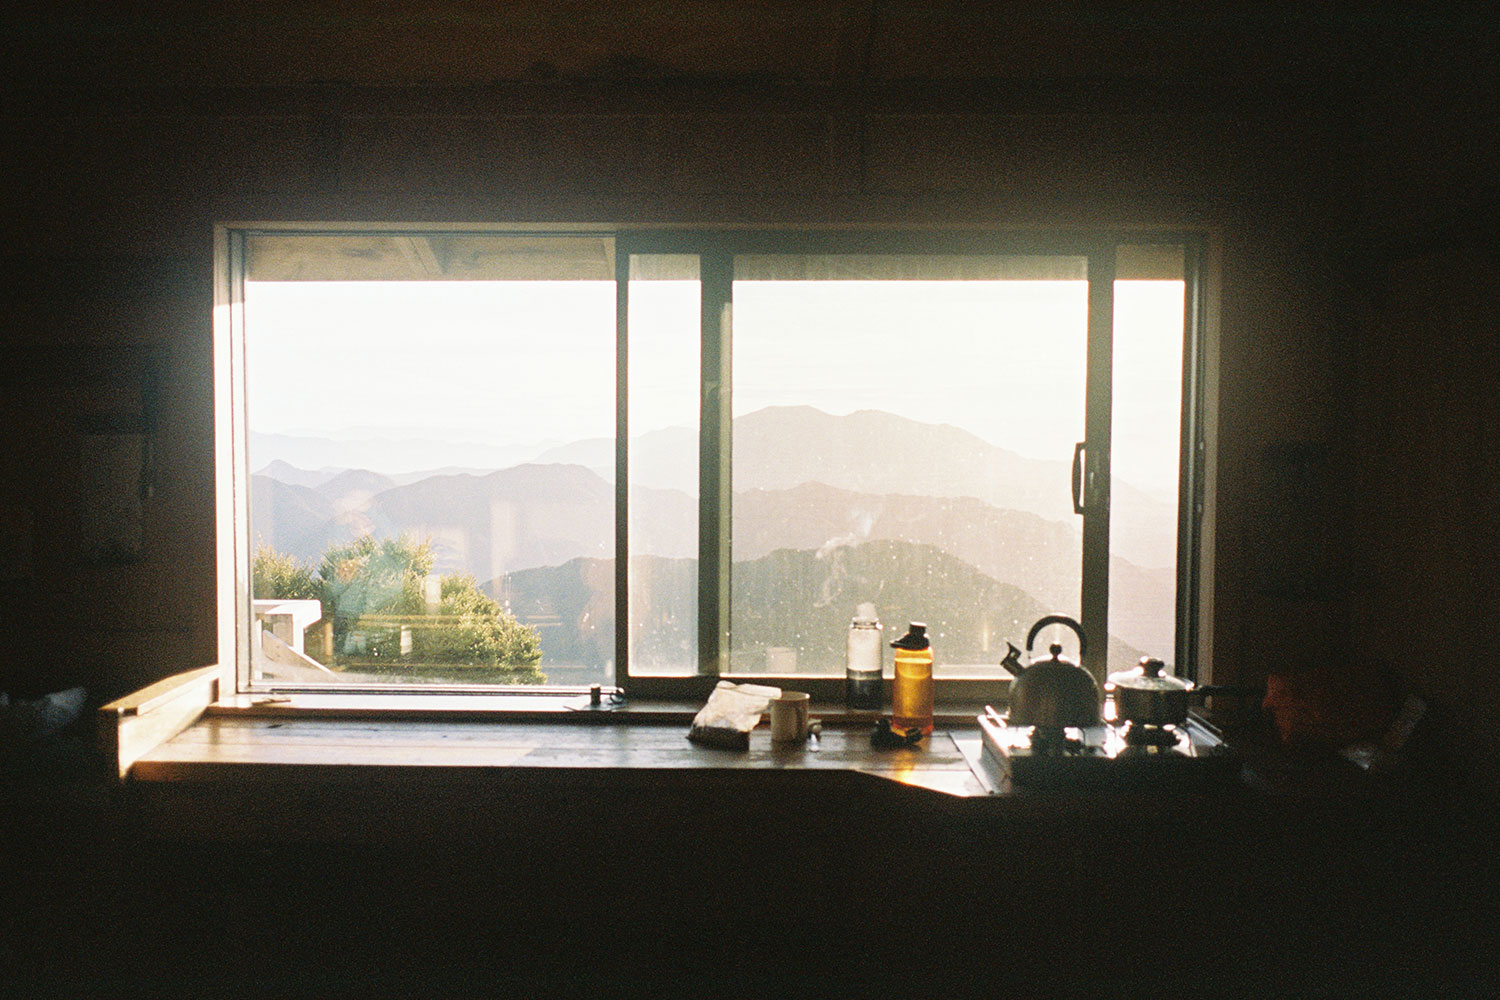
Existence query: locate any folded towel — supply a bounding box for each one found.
[686,680,781,751]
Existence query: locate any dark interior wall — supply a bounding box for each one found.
[0,86,1343,694]
[1339,27,1500,771]
[1349,251,1500,772]
[0,258,216,698]
[0,47,1495,766]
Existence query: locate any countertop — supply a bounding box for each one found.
[23,705,1495,998]
[132,714,993,796]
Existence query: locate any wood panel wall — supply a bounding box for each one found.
[0,76,1494,784]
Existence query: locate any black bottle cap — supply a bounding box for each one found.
[891,622,930,650]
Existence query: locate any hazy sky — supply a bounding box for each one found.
[245,276,1183,493]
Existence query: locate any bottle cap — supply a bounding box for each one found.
[891,622,930,650]
[851,602,880,627]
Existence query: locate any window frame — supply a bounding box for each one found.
[214,224,1212,705]
[616,229,1209,704]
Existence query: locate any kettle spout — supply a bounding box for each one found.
[1000,641,1024,677]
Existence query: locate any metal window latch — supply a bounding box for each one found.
[570,684,626,711]
[1072,441,1087,514]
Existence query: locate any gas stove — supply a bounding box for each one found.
[976,712,1241,791]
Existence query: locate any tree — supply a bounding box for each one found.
[252,545,320,602]
[317,534,430,645]
[413,574,543,677]
[317,534,545,683]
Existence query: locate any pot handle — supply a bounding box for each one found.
[1025,614,1087,656]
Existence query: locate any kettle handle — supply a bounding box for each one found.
[1025,614,1087,657]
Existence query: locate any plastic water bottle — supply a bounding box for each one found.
[845,603,883,710]
[890,622,934,734]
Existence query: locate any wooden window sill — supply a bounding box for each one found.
[102,666,991,795]
[209,691,989,728]
[130,714,989,796]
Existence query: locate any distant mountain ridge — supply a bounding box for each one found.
[731,407,1173,570]
[733,481,1174,657]
[256,459,340,490]
[501,543,1147,678]
[257,407,1175,569]
[250,430,554,478]
[252,406,1178,658]
[252,462,698,582]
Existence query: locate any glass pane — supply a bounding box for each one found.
[627,255,700,676]
[243,234,616,687]
[1109,245,1186,671]
[729,254,1089,679]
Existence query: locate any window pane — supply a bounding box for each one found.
[729,254,1089,679]
[243,234,615,687]
[1110,245,1186,671]
[627,255,700,676]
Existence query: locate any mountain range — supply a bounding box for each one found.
[261,406,1176,570]
[250,431,553,482]
[502,541,1149,681]
[251,406,1177,664]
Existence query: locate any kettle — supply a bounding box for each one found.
[1003,614,1102,732]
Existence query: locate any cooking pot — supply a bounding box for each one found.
[1007,614,1102,732]
[1108,657,1193,727]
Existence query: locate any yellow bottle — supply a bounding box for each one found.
[890,622,934,735]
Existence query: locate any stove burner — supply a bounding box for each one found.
[1120,721,1186,748]
[978,713,1238,790]
[1026,726,1090,755]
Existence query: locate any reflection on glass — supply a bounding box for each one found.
[627,255,700,676]
[1110,245,1186,672]
[728,254,1089,678]
[243,234,616,687]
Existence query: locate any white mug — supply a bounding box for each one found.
[769,691,811,743]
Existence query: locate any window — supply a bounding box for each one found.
[216,227,1204,701]
[727,253,1090,684]
[222,231,618,693]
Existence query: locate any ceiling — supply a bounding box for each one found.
[2,2,1489,98]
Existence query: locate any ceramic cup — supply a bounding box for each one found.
[769,691,812,743]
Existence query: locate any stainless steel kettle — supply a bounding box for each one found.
[1005,614,1102,732]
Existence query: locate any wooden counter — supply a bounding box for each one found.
[132,715,992,795]
[74,675,1498,997]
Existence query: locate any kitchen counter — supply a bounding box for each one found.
[130,713,992,792]
[24,673,1489,998]
[115,707,1296,846]
[103,667,1438,843]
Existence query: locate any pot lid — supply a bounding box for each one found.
[1108,657,1194,693]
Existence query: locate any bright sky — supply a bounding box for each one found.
[245,276,1183,494]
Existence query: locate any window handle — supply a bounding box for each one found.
[1071,441,1087,514]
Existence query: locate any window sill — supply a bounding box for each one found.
[208,691,992,730]
[122,713,996,831]
[102,668,998,798]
